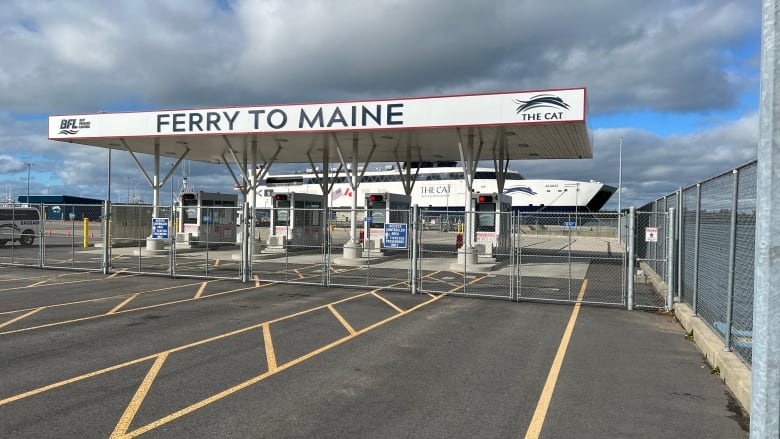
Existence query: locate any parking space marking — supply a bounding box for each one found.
[262,323,277,372]
[110,352,169,439]
[0,281,257,336]
[4,271,502,437]
[193,282,208,300]
[371,291,404,313]
[108,268,129,278]
[0,307,43,329]
[107,293,140,314]
[121,291,448,438]
[524,278,588,439]
[0,275,123,294]
[328,304,357,335]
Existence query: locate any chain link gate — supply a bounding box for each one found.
[250,206,326,286]
[631,209,669,309]
[513,212,626,306]
[326,207,413,291]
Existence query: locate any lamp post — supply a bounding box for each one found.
[618,137,623,241]
[618,137,623,216]
[26,163,33,204]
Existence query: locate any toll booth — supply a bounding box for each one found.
[469,192,512,256]
[267,192,322,251]
[363,192,411,252]
[178,191,238,247]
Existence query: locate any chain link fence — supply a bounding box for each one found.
[2,201,638,310]
[639,160,757,366]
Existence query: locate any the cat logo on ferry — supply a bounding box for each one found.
[503,186,538,196]
[513,94,571,122]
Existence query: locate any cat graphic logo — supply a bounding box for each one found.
[512,94,570,121]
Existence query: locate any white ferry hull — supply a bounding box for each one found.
[254,167,614,213]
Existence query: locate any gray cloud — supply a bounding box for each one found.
[0,0,758,112]
[0,0,762,207]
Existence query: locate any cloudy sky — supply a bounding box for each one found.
[0,0,761,209]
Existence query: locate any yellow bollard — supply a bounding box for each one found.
[83,218,89,248]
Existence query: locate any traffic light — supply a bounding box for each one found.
[274,194,288,201]
[477,195,493,203]
[368,194,383,202]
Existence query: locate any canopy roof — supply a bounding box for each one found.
[48,88,591,165]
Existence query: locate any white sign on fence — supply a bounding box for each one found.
[645,226,658,242]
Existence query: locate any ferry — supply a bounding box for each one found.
[254,162,615,212]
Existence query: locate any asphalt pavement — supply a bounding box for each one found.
[0,266,748,438]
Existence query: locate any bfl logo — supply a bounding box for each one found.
[58,118,91,135]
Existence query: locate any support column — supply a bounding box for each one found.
[751,1,780,434]
[330,133,376,261]
[147,141,164,251]
[457,128,480,265]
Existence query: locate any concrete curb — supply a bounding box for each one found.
[674,303,752,414]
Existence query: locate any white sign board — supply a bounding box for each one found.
[645,227,658,242]
[48,88,586,139]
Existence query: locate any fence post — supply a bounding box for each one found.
[692,183,701,315]
[102,200,111,275]
[411,205,419,294]
[170,206,176,278]
[666,207,675,311]
[241,202,250,283]
[627,207,636,311]
[676,187,683,300]
[723,169,740,352]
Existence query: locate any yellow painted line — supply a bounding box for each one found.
[0,354,157,407]
[328,304,357,335]
[0,307,44,329]
[524,278,588,439]
[2,282,443,428]
[0,282,261,336]
[107,293,139,314]
[213,259,220,267]
[371,292,404,313]
[262,323,277,372]
[0,281,209,318]
[0,282,345,406]
[108,268,129,279]
[123,292,447,438]
[193,282,208,300]
[110,352,169,439]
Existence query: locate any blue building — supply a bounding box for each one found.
[17,195,103,221]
